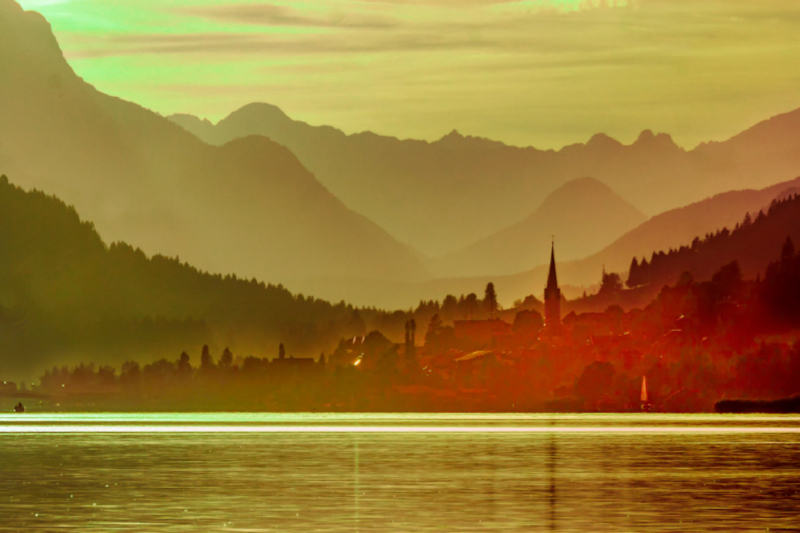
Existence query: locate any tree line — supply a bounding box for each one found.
[625,193,800,289]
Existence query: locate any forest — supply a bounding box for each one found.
[0,175,509,378]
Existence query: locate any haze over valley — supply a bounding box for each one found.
[5,0,800,367]
[0,1,429,292]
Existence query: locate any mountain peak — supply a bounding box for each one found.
[433,129,506,152]
[637,129,656,142]
[586,133,623,149]
[433,175,647,278]
[1,0,69,74]
[543,176,621,202]
[537,177,646,223]
[635,129,675,145]
[0,0,24,15]
[227,102,290,123]
[632,129,680,152]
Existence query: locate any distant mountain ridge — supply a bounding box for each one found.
[169,102,800,261]
[287,177,800,309]
[0,1,428,291]
[564,176,800,286]
[431,177,647,277]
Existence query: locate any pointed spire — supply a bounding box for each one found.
[547,240,558,290]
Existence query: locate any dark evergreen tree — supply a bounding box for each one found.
[441,294,458,322]
[464,293,478,320]
[425,314,443,351]
[220,347,233,368]
[200,345,214,371]
[781,236,795,264]
[626,257,640,288]
[484,282,498,319]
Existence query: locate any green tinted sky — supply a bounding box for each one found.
[18,0,800,149]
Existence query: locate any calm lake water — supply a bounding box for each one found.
[1,413,799,532]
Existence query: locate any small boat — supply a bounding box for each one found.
[13,402,25,413]
[640,376,651,412]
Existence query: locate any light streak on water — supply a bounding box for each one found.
[2,424,800,433]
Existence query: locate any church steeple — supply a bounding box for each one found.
[547,240,558,290]
[544,240,561,332]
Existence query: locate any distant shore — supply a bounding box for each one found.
[715,396,800,414]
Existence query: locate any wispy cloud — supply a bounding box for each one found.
[65,31,523,59]
[65,0,637,59]
[178,3,399,30]
[32,0,800,149]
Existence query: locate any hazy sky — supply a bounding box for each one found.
[18,0,800,149]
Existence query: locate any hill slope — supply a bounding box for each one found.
[288,177,800,309]
[0,1,428,290]
[623,190,800,290]
[0,174,375,379]
[559,176,800,286]
[432,177,646,277]
[171,103,800,261]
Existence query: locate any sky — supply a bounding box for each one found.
[16,0,800,149]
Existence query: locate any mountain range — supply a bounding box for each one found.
[0,0,428,293]
[430,177,647,277]
[5,0,800,312]
[170,102,800,262]
[291,177,800,309]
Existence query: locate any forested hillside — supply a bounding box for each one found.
[0,175,373,378]
[626,193,800,289]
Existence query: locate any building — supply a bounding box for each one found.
[544,242,561,332]
[453,319,513,346]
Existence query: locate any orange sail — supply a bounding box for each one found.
[641,376,648,403]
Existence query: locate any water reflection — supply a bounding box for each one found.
[354,438,360,532]
[549,430,556,532]
[0,414,798,532]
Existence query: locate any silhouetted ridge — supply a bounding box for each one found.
[225,102,292,125]
[1,1,429,290]
[170,95,800,265]
[585,133,623,150]
[433,177,646,277]
[169,113,215,141]
[700,107,800,157]
[430,129,507,152]
[625,192,800,288]
[0,174,381,375]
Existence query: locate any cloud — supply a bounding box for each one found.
[45,0,800,151]
[65,0,640,59]
[65,31,515,58]
[351,0,625,8]
[178,3,399,30]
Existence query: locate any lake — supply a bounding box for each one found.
[1,413,799,532]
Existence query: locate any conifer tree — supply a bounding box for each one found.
[626,257,640,288]
[484,282,498,319]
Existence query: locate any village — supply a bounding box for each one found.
[6,241,795,414]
